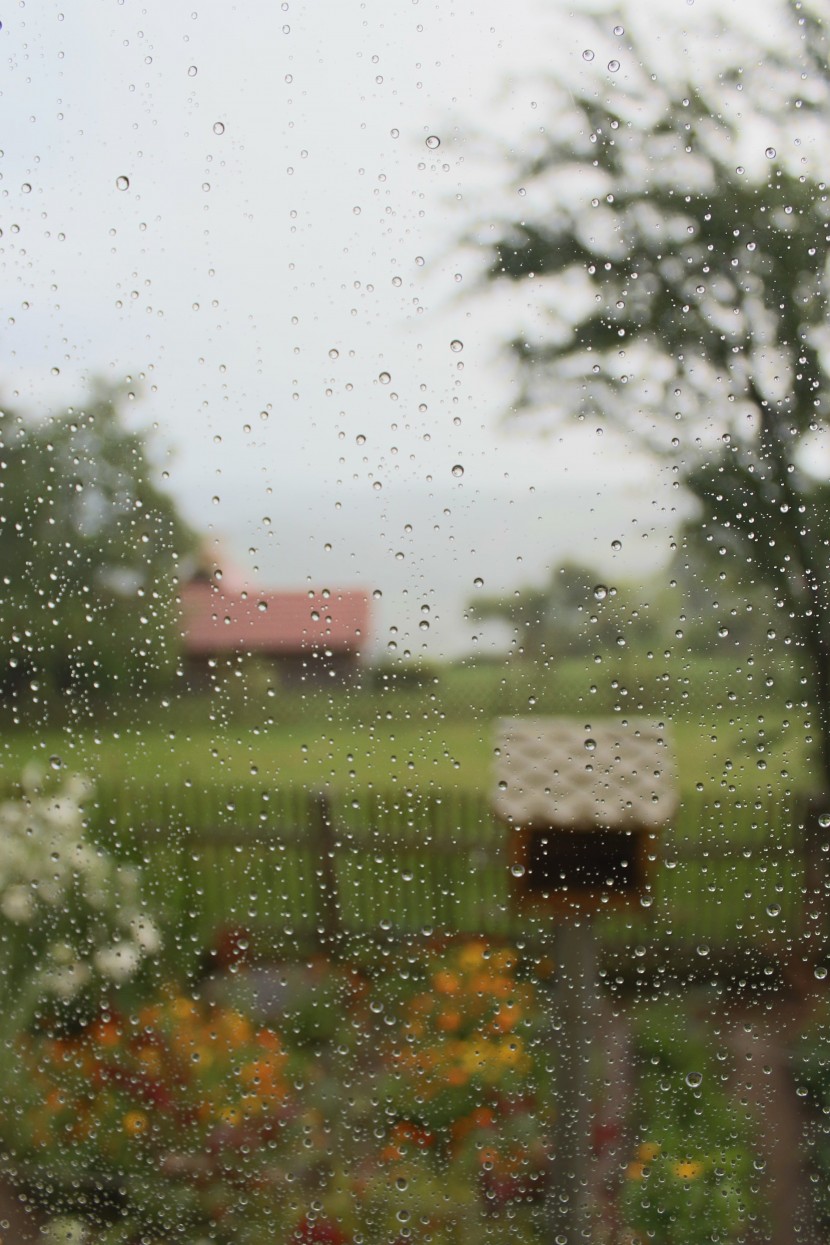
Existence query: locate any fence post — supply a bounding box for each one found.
[309,791,343,955]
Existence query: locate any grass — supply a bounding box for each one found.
[0,654,818,801]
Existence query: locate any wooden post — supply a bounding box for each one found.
[309,791,342,955]
[545,920,599,1245]
[801,795,830,958]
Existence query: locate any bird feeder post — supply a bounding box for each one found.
[545,919,600,1244]
[493,717,676,1245]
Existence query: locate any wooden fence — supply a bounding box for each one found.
[86,782,825,977]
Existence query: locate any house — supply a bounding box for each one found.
[179,576,371,685]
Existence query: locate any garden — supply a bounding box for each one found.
[0,769,827,1245]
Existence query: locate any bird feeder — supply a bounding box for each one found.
[493,717,676,917]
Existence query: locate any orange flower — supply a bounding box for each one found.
[626,1161,646,1181]
[434,970,460,995]
[91,1020,122,1049]
[446,1066,468,1087]
[637,1142,660,1163]
[493,1004,522,1033]
[437,1010,461,1033]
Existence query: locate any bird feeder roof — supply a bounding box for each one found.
[493,717,677,830]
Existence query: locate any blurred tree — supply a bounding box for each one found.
[467,561,658,660]
[0,381,196,708]
[475,2,830,785]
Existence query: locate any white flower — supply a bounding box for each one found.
[94,943,141,984]
[1,884,35,924]
[43,960,91,1001]
[130,913,162,955]
[41,1216,88,1245]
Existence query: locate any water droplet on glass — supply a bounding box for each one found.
[582,48,595,61]
[49,755,62,771]
[213,121,225,135]
[607,59,620,72]
[328,348,339,359]
[372,588,382,599]
[188,65,198,76]
[685,1071,703,1088]
[115,175,130,191]
[378,371,391,384]
[511,863,526,878]
[765,146,776,159]
[611,539,622,551]
[815,965,828,980]
[425,135,441,149]
[593,584,608,600]
[584,738,596,752]
[450,339,463,352]
[451,464,464,478]
[473,577,484,588]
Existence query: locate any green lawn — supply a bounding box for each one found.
[0,653,817,801]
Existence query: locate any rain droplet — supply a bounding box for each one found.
[378,371,391,384]
[815,965,828,980]
[450,339,463,352]
[685,1071,703,1088]
[451,464,464,478]
[257,601,268,612]
[607,59,620,72]
[115,175,130,191]
[611,539,622,551]
[511,863,526,878]
[425,135,441,149]
[188,65,198,77]
[473,577,484,588]
[765,146,776,159]
[49,755,62,771]
[372,588,383,599]
[328,348,339,359]
[584,738,596,752]
[593,584,608,600]
[582,48,595,61]
[213,121,225,135]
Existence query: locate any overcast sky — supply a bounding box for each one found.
[1,0,796,657]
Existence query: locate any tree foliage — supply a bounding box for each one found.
[476,1,830,784]
[0,381,196,708]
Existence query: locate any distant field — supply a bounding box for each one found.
[0,654,817,801]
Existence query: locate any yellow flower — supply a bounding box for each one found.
[456,943,487,972]
[673,1160,704,1181]
[123,1111,149,1139]
[219,1105,242,1127]
[626,1162,646,1181]
[637,1142,661,1163]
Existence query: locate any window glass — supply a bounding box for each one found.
[1,2,827,1244]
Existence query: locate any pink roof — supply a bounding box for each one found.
[180,581,370,657]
